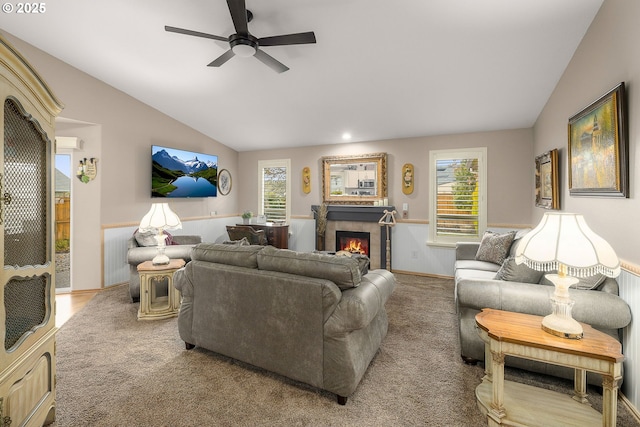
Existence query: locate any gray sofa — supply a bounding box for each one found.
[174,243,396,404]
[126,232,202,302]
[455,233,632,383]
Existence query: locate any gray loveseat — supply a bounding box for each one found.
[174,243,396,404]
[455,231,632,383]
[126,232,202,302]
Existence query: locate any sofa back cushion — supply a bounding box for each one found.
[539,272,615,292]
[257,246,362,290]
[190,243,263,269]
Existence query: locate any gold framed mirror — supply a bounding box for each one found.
[322,153,387,204]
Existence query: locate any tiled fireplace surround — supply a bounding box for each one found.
[312,205,394,270]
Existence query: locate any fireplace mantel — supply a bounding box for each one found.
[312,205,395,270]
[311,205,395,222]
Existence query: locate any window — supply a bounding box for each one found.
[258,159,291,222]
[428,148,487,246]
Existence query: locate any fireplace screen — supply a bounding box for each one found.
[336,231,370,256]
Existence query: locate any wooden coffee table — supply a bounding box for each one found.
[475,308,624,427]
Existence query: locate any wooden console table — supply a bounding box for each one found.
[137,259,185,320]
[475,308,623,427]
[237,223,289,249]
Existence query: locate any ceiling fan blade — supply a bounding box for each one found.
[254,49,289,73]
[227,0,249,35]
[258,32,316,47]
[207,49,235,67]
[165,25,228,42]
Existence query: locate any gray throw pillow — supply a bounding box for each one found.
[475,231,516,265]
[495,257,544,284]
[134,230,157,247]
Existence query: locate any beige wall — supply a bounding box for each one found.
[239,128,534,226]
[3,32,239,225]
[533,0,639,266]
[2,32,239,290]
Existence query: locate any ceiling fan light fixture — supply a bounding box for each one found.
[231,43,256,57]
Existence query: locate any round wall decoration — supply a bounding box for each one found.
[217,169,232,195]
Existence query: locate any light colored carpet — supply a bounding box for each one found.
[51,274,639,426]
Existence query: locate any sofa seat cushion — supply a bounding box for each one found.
[455,259,501,273]
[455,268,497,283]
[258,246,362,290]
[190,243,263,269]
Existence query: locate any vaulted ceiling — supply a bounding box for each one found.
[0,0,603,151]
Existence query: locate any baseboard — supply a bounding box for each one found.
[391,269,453,280]
[620,393,640,424]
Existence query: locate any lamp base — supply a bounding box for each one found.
[152,232,170,265]
[542,273,583,340]
[541,313,583,339]
[152,253,170,265]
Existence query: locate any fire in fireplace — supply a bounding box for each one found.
[336,231,370,256]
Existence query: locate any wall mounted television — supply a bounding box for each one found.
[151,145,218,198]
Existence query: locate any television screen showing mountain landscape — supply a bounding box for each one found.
[151,145,218,197]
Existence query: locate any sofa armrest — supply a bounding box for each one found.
[457,279,631,330]
[456,242,479,261]
[324,269,396,335]
[173,266,192,296]
[127,236,139,250]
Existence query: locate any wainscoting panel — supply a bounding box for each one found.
[619,268,640,416]
[287,219,315,253]
[103,226,137,287]
[392,223,454,276]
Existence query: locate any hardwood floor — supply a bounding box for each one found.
[55,291,98,327]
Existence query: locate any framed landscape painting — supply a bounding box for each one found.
[535,149,559,209]
[568,82,628,197]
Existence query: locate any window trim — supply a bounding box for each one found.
[257,158,291,222]
[428,147,487,247]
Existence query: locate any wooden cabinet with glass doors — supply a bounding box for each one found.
[0,35,63,426]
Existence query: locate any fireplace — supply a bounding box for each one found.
[312,204,395,270]
[336,231,370,256]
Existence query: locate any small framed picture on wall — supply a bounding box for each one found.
[535,149,559,210]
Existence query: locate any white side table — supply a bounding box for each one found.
[137,259,185,320]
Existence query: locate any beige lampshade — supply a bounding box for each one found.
[514,212,620,278]
[139,203,182,232]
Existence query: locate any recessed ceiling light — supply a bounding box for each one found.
[342,132,352,141]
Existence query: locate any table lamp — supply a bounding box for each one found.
[139,203,182,265]
[514,212,620,339]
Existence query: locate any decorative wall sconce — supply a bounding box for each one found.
[402,163,414,194]
[302,166,311,194]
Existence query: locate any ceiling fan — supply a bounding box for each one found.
[165,0,316,73]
